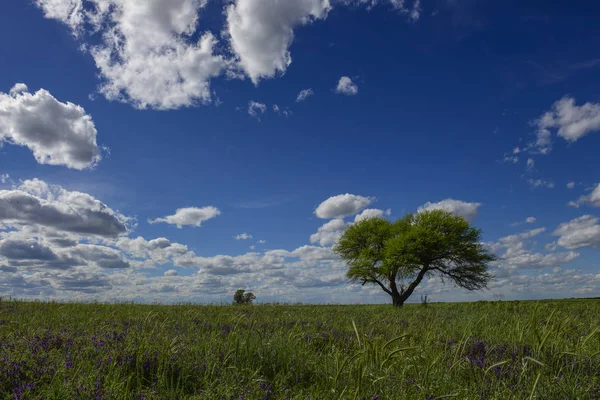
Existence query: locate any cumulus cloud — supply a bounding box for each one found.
[226,0,330,83]
[164,269,178,276]
[486,227,580,274]
[0,84,101,169]
[0,179,129,237]
[315,193,372,219]
[417,199,480,222]
[353,208,391,223]
[248,101,267,119]
[503,251,579,269]
[533,97,600,154]
[149,207,220,228]
[296,88,315,102]
[34,0,424,109]
[235,233,253,240]
[70,244,130,269]
[553,215,600,249]
[35,0,226,110]
[116,236,190,264]
[568,183,600,208]
[310,218,348,246]
[335,76,358,95]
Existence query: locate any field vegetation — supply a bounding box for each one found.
[1,298,599,399]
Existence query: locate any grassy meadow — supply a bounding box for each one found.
[1,298,599,399]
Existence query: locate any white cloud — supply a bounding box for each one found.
[35,0,226,110]
[567,181,576,189]
[568,183,600,208]
[310,218,348,246]
[417,199,480,222]
[503,155,519,164]
[257,240,266,244]
[0,174,9,184]
[353,208,391,223]
[0,179,129,237]
[0,84,101,169]
[34,0,84,32]
[533,97,600,154]
[499,227,546,247]
[504,251,579,269]
[226,0,330,83]
[553,215,600,250]
[248,101,267,119]
[296,88,315,102]
[70,244,131,269]
[486,227,580,274]
[335,76,358,95]
[149,206,220,228]
[164,269,178,276]
[235,233,253,240]
[527,179,555,189]
[315,193,372,219]
[116,236,191,264]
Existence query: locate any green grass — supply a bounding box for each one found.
[1,298,599,399]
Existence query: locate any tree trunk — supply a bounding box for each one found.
[389,279,404,307]
[390,266,429,307]
[391,291,404,307]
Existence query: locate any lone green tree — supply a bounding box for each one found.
[333,210,495,307]
[233,289,256,305]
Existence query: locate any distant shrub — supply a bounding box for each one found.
[420,294,429,307]
[233,289,256,305]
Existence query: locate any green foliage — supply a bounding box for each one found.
[1,299,599,399]
[233,289,256,305]
[334,210,495,306]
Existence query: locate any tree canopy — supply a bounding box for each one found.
[333,209,495,307]
[233,289,256,305]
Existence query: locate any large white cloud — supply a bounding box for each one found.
[310,218,348,246]
[0,84,101,169]
[35,0,422,109]
[533,97,600,154]
[417,199,481,222]
[0,179,129,237]
[36,0,226,110]
[315,193,372,219]
[226,0,331,83]
[149,206,220,228]
[553,215,600,250]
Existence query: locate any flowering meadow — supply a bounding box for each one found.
[1,298,598,399]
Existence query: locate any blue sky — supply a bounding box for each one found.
[0,0,599,303]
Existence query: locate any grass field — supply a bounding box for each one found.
[1,299,599,399]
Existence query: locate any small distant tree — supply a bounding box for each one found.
[334,210,495,307]
[233,289,256,305]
